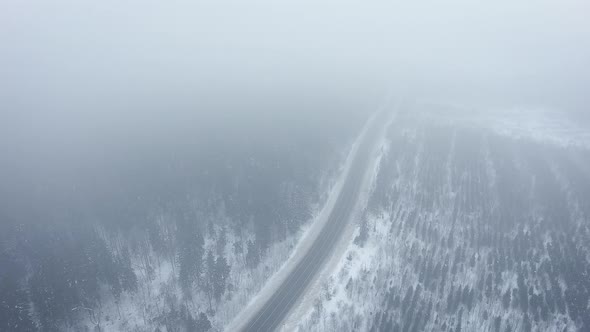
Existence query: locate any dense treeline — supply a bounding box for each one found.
[0,108,363,331]
[0,166,317,330]
[303,109,590,332]
[365,113,590,331]
[1,222,136,331]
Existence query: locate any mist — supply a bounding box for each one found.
[1,1,590,331]
[3,0,589,113]
[3,0,588,195]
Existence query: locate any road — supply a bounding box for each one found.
[240,109,391,331]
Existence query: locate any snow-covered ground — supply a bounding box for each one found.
[226,104,391,332]
[464,109,590,149]
[68,112,373,332]
[295,107,589,332]
[67,103,589,332]
[283,105,395,331]
[417,102,590,148]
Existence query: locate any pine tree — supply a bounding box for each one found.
[204,250,216,311]
[0,276,35,331]
[245,240,260,269]
[502,289,511,309]
[233,240,244,262]
[177,220,204,294]
[354,218,369,247]
[196,312,212,332]
[214,255,231,301]
[216,227,227,257]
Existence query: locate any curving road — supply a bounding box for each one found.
[240,109,391,332]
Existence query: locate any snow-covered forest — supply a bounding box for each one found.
[2,0,589,330]
[0,106,368,331]
[298,106,590,332]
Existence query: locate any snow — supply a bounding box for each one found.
[224,103,390,332]
[283,103,396,331]
[295,107,586,332]
[68,114,371,332]
[418,103,590,149]
[482,109,590,148]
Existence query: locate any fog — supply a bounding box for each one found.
[1,0,589,220]
[3,2,590,331]
[3,0,589,114]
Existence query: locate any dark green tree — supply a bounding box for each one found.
[214,254,231,301]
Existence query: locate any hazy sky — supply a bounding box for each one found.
[2,0,589,116]
[2,0,589,158]
[2,1,590,169]
[1,0,589,224]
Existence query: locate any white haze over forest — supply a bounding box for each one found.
[1,0,589,332]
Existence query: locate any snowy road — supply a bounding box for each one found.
[237,106,393,332]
